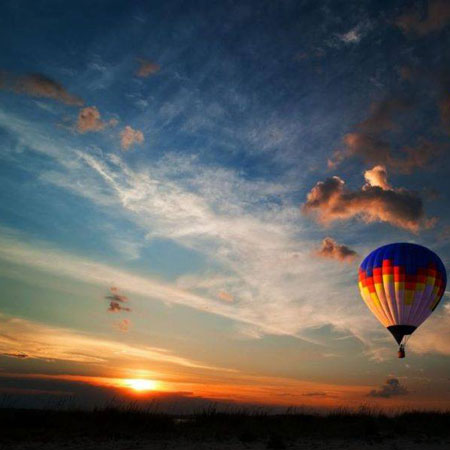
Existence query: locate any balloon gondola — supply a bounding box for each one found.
[358,243,447,358]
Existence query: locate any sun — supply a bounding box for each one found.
[123,378,158,392]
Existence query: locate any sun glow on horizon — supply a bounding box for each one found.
[123,378,158,392]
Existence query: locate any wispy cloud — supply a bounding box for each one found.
[0,312,232,371]
[409,303,450,356]
[0,110,406,352]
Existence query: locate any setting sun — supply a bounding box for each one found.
[123,379,158,392]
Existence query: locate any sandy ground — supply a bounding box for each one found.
[1,438,449,450]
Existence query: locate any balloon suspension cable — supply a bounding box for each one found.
[397,335,410,358]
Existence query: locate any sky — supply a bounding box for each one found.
[0,0,449,412]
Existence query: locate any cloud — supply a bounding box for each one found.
[218,291,234,302]
[396,0,450,35]
[108,301,131,313]
[315,237,357,263]
[338,27,362,44]
[302,166,430,232]
[114,319,131,332]
[1,352,29,359]
[302,391,337,398]
[120,125,144,150]
[363,165,391,190]
[409,303,450,356]
[136,59,160,77]
[0,111,393,350]
[368,378,408,398]
[77,106,117,133]
[0,312,230,371]
[105,286,129,303]
[0,72,83,106]
[328,98,441,173]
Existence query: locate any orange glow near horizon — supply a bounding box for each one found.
[122,378,159,393]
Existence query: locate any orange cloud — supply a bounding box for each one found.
[136,59,160,77]
[328,98,441,173]
[218,291,234,302]
[77,106,117,133]
[396,0,450,35]
[363,165,391,190]
[114,319,131,332]
[302,166,430,233]
[0,72,83,106]
[120,125,144,150]
[315,237,357,263]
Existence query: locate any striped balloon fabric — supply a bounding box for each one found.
[358,243,447,349]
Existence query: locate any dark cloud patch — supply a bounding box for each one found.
[396,0,450,36]
[316,237,357,263]
[302,166,431,233]
[328,97,442,174]
[368,378,408,399]
[0,71,83,106]
[1,352,29,359]
[108,302,131,313]
[302,391,336,398]
[105,287,131,313]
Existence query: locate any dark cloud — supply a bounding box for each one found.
[302,391,336,398]
[316,237,357,263]
[76,106,117,133]
[0,71,83,106]
[396,0,450,36]
[136,58,160,77]
[105,287,131,313]
[1,352,29,359]
[328,98,442,173]
[368,378,408,399]
[302,166,432,233]
[108,301,131,313]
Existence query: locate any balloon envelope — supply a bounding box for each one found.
[358,243,447,345]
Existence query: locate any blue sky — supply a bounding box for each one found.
[0,0,449,410]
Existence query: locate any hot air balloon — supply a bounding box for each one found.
[358,243,447,358]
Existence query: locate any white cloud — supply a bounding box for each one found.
[0,109,396,354]
[0,312,234,371]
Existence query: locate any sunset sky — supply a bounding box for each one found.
[0,0,449,412]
